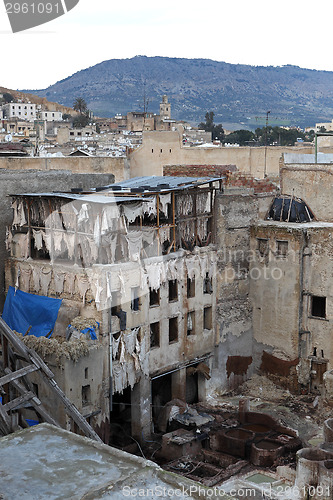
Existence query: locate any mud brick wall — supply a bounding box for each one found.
[163,165,277,194]
[163,164,237,177]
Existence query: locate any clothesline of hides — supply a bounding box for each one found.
[112,327,149,394]
[10,195,211,265]
[8,226,173,265]
[11,191,212,253]
[10,193,174,236]
[8,225,211,269]
[145,253,215,290]
[176,191,211,216]
[12,253,215,312]
[12,264,104,307]
[2,286,62,338]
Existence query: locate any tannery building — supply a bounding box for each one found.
[4,176,224,442]
[4,157,333,445]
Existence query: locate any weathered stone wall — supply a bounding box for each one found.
[249,222,333,391]
[280,161,333,222]
[130,130,316,178]
[306,227,333,365]
[0,156,128,183]
[209,191,274,393]
[250,223,302,359]
[164,164,237,177]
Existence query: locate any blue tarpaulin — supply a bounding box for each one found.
[2,286,62,337]
[67,323,99,340]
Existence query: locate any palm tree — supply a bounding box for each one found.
[73,97,87,114]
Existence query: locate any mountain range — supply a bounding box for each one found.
[23,56,333,129]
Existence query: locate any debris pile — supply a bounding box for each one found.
[70,316,98,331]
[237,374,292,401]
[14,331,93,365]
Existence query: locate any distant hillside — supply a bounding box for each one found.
[22,56,333,129]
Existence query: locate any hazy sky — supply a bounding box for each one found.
[0,0,332,90]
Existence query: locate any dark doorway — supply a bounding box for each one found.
[109,387,132,448]
[151,373,172,429]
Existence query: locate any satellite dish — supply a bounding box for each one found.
[5,134,12,142]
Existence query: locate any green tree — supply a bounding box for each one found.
[62,113,72,121]
[224,129,255,146]
[199,111,214,131]
[73,114,90,128]
[254,126,306,146]
[305,129,315,142]
[73,97,88,115]
[198,111,224,142]
[2,92,14,103]
[212,123,225,141]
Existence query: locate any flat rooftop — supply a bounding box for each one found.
[257,220,333,230]
[0,424,228,499]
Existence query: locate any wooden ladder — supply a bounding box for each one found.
[0,317,102,443]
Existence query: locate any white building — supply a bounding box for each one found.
[38,110,63,122]
[2,102,36,121]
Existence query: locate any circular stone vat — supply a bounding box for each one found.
[256,441,281,450]
[241,423,270,435]
[324,418,333,443]
[296,448,331,493]
[250,440,284,467]
[320,443,333,457]
[220,428,255,458]
[225,428,254,440]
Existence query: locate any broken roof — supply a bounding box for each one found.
[12,192,145,205]
[11,175,224,203]
[104,175,224,192]
[267,195,315,223]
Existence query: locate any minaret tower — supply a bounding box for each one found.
[159,95,171,120]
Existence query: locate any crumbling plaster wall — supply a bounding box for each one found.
[0,169,115,310]
[249,223,333,389]
[250,224,302,360]
[280,161,333,222]
[306,227,333,364]
[26,346,108,430]
[107,251,217,377]
[0,156,127,182]
[209,191,274,393]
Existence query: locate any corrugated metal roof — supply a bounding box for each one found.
[11,192,148,205]
[103,175,224,192]
[10,176,223,203]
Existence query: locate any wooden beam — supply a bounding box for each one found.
[0,364,39,387]
[0,318,102,443]
[39,373,102,443]
[172,191,176,252]
[3,392,35,412]
[0,404,11,434]
[4,369,60,428]
[0,318,31,361]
